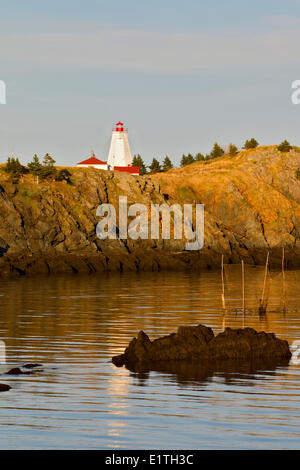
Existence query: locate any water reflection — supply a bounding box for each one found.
[0,269,299,449]
[125,357,291,388]
[0,341,6,364]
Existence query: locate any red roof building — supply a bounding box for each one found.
[77,151,108,169]
[78,156,107,165]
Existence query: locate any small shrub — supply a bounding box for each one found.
[180,154,195,167]
[228,143,238,156]
[243,138,259,149]
[162,156,173,171]
[277,140,292,153]
[2,157,27,182]
[55,169,72,184]
[148,158,162,173]
[209,143,224,159]
[132,154,147,175]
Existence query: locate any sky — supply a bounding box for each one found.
[1,0,300,166]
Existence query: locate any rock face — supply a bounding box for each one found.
[207,328,291,360]
[152,146,300,268]
[1,146,300,277]
[112,325,291,368]
[0,168,190,277]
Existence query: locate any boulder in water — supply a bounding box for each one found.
[0,383,10,392]
[5,365,43,375]
[112,325,291,368]
[22,363,42,369]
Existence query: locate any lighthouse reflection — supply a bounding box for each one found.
[106,366,130,447]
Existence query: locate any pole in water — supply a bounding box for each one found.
[282,247,286,314]
[242,259,245,327]
[259,251,269,314]
[221,255,226,330]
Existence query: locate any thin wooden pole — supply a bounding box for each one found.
[221,255,226,310]
[282,247,286,314]
[261,251,269,302]
[221,255,226,330]
[259,251,269,313]
[242,259,245,327]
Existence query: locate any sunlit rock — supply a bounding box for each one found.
[112,325,291,368]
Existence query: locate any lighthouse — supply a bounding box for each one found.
[107,121,133,169]
[76,121,139,175]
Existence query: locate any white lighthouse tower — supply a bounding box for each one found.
[76,121,139,175]
[107,121,133,169]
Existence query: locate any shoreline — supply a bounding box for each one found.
[1,249,300,279]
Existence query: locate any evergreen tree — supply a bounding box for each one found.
[209,143,224,159]
[43,153,56,167]
[149,158,162,173]
[28,154,43,176]
[228,143,238,156]
[132,154,139,166]
[195,153,205,161]
[132,154,147,175]
[186,153,195,165]
[162,156,173,171]
[40,153,57,180]
[3,157,12,173]
[277,140,292,153]
[243,138,259,149]
[180,153,195,166]
[180,154,188,167]
[3,157,26,181]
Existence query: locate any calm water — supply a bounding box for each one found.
[0,268,299,449]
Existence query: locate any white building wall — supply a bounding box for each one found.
[77,164,108,170]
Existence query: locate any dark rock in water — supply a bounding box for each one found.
[5,367,24,375]
[112,325,291,368]
[5,366,43,375]
[112,355,127,368]
[0,383,11,392]
[22,363,42,369]
[207,327,290,360]
[5,367,29,375]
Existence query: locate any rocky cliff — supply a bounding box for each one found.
[0,146,300,277]
[153,146,300,267]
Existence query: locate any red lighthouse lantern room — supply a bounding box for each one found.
[115,121,124,132]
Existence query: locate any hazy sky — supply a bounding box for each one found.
[1,0,300,166]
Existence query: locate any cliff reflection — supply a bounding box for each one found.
[0,269,299,354]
